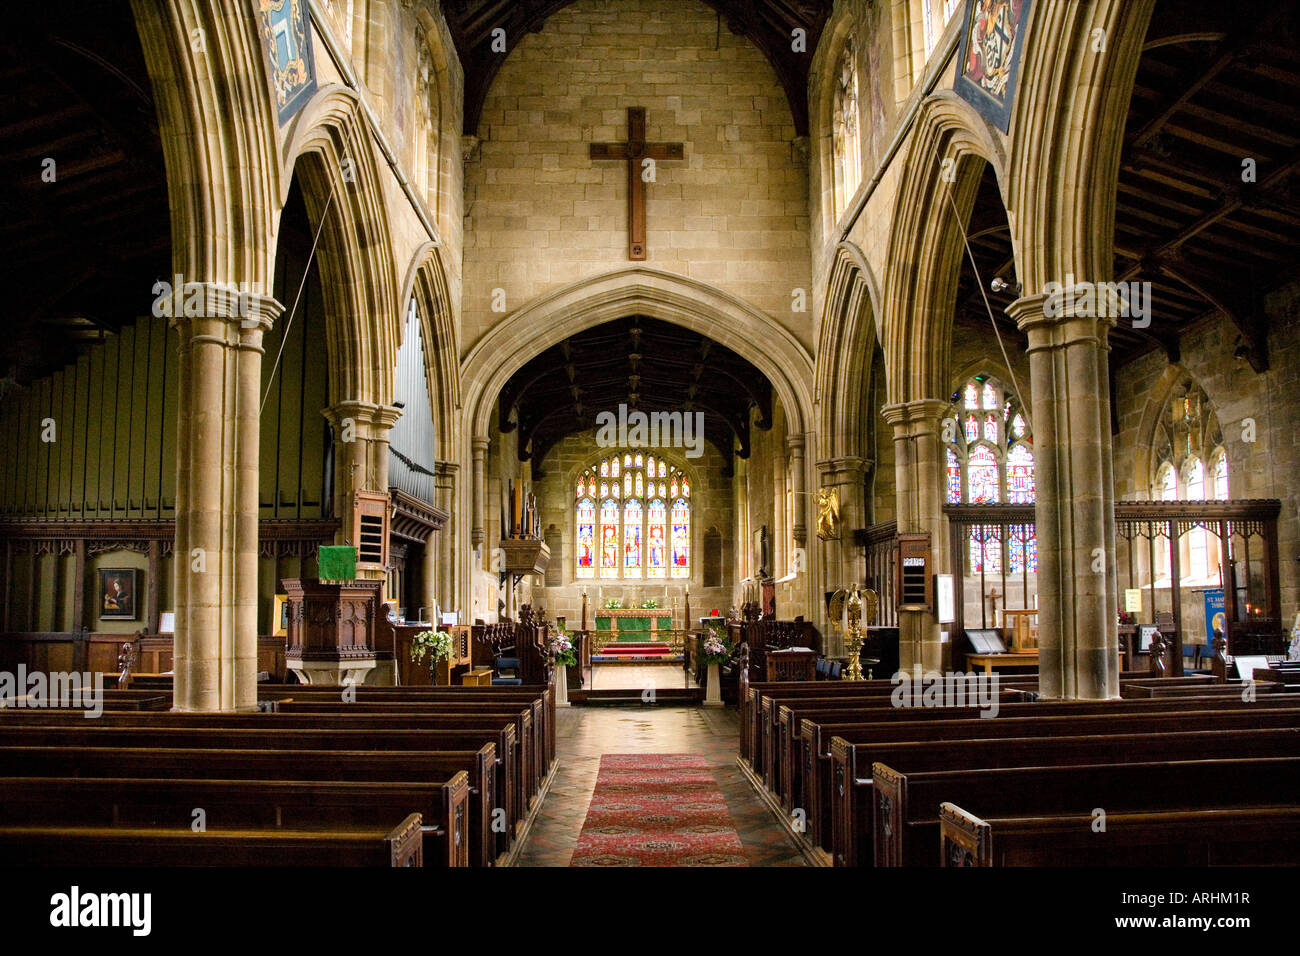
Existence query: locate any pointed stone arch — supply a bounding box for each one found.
[1007,0,1156,292]
[282,84,402,408]
[462,267,814,443]
[882,90,1010,406]
[132,0,280,291]
[400,243,462,463]
[458,266,817,621]
[814,240,884,463]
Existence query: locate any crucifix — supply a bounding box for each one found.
[589,107,685,260]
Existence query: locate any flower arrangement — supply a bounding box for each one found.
[701,625,730,666]
[547,631,577,668]
[641,598,659,609]
[603,598,622,609]
[410,628,455,669]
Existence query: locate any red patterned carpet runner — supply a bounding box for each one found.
[569,754,748,866]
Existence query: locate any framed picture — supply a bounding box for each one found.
[1137,624,1161,652]
[99,568,139,621]
[273,594,289,637]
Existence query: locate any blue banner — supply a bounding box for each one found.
[1202,588,1226,644]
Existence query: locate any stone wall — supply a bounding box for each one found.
[461,0,813,357]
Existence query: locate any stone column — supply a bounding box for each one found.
[471,437,488,549]
[434,460,459,608]
[172,284,282,713]
[815,455,870,657]
[881,399,948,673]
[786,435,807,546]
[1007,292,1119,700]
[772,444,786,581]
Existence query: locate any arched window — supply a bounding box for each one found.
[922,0,963,58]
[575,452,690,579]
[1156,462,1176,501]
[832,31,862,218]
[1211,448,1229,500]
[1151,378,1227,583]
[944,375,1036,572]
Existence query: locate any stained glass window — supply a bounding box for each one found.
[670,499,690,579]
[1007,444,1035,504]
[599,499,619,578]
[968,445,1000,504]
[945,377,1037,574]
[576,498,595,578]
[623,499,642,573]
[832,30,861,217]
[969,525,1002,574]
[576,454,690,579]
[1009,524,1037,574]
[946,448,962,505]
[647,499,667,577]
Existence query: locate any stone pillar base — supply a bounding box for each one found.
[288,658,379,686]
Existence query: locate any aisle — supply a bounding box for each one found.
[569,753,746,866]
[515,706,805,867]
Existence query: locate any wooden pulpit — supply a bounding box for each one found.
[282,578,384,685]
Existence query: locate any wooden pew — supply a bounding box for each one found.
[0,815,424,867]
[831,717,1300,865]
[874,756,1300,867]
[0,775,470,867]
[792,695,1300,850]
[0,744,496,867]
[0,721,511,866]
[9,705,535,836]
[939,802,1300,866]
[122,678,557,774]
[270,699,546,797]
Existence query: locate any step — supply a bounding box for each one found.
[570,687,705,706]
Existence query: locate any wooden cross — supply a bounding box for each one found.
[589,107,684,260]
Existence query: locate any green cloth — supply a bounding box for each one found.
[317,545,357,582]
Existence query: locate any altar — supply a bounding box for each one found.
[595,607,675,642]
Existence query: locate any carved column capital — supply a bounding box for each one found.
[1007,289,1116,355]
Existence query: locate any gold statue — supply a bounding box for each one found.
[816,487,840,540]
